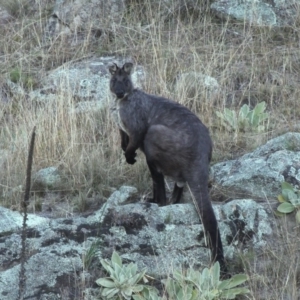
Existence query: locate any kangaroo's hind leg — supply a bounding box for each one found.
[146,160,167,206]
[143,130,167,206]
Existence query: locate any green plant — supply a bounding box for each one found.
[9,67,35,89]
[277,181,300,223]
[96,251,160,300]
[216,101,269,133]
[83,239,102,270]
[163,262,249,300]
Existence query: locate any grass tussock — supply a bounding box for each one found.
[0,0,300,296]
[236,217,300,300]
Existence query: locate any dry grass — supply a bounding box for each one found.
[0,0,300,297]
[237,217,300,300]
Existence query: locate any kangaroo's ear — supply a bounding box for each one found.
[109,63,118,75]
[123,62,134,75]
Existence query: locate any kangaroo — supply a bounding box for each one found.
[109,62,226,272]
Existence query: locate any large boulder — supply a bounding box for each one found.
[0,186,274,299]
[211,132,300,200]
[211,0,298,27]
[29,56,146,113]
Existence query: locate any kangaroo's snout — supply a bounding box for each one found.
[115,90,125,99]
[113,83,126,99]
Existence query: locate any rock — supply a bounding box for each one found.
[29,56,145,113]
[0,186,138,299]
[211,0,298,27]
[175,71,219,103]
[0,186,274,299]
[221,199,273,249]
[101,196,274,275]
[32,167,62,192]
[44,0,126,42]
[211,132,300,199]
[211,0,276,26]
[0,206,48,234]
[1,250,83,300]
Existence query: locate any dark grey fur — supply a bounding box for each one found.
[109,62,226,272]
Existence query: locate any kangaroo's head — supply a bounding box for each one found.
[109,62,134,99]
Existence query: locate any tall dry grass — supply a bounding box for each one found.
[0,0,300,297]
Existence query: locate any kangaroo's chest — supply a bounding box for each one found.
[110,98,128,134]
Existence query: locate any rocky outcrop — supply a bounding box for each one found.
[0,186,274,299]
[0,186,137,300]
[211,132,300,200]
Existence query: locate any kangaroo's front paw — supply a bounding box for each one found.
[125,152,137,165]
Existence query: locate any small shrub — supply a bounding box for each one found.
[96,251,160,300]
[163,262,250,300]
[216,101,269,133]
[277,181,300,223]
